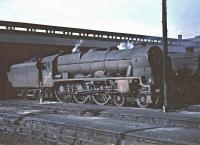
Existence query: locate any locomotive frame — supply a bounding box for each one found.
[7,44,200,108]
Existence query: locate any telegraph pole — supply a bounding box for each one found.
[162,0,169,112]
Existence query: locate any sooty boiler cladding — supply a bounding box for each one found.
[7,45,163,108]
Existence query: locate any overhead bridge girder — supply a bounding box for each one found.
[0,20,192,46]
[0,31,118,49]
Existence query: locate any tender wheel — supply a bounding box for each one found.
[113,95,125,106]
[136,93,150,108]
[37,91,43,100]
[92,93,111,105]
[44,90,53,99]
[16,89,24,97]
[55,85,71,103]
[73,94,90,104]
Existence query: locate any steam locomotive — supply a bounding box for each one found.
[7,45,200,108]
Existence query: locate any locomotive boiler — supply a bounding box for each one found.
[7,45,200,108]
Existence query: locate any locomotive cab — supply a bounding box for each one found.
[41,54,60,87]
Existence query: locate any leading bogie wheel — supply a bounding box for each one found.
[136,92,149,108]
[113,95,126,106]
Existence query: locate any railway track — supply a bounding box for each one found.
[1,99,200,128]
[0,99,200,145]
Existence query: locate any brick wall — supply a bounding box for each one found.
[0,43,70,98]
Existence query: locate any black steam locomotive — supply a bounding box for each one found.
[7,45,200,108]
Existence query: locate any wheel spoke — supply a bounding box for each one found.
[55,84,72,103]
[73,94,90,104]
[113,95,125,106]
[92,93,110,105]
[136,92,149,108]
[55,91,71,103]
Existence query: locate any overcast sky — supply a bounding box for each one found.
[0,0,199,38]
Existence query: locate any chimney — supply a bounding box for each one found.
[178,35,182,40]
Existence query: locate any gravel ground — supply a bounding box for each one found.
[0,132,56,145]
